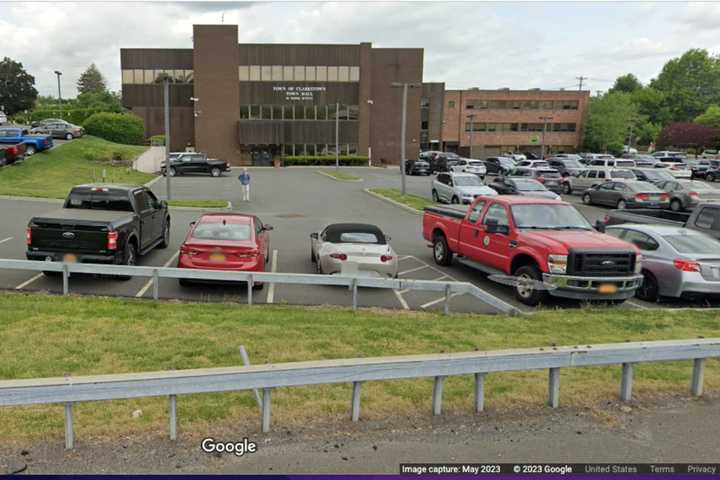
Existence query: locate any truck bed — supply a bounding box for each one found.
[424,205,467,220]
[31,208,133,227]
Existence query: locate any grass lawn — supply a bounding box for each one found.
[1,292,719,440]
[167,199,229,209]
[0,136,153,199]
[368,187,433,211]
[318,169,361,181]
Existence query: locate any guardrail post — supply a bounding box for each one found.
[351,381,362,422]
[474,373,485,413]
[239,346,262,411]
[443,284,451,315]
[152,269,160,300]
[432,376,445,416]
[621,362,634,401]
[261,388,272,433]
[351,278,358,311]
[64,402,74,449]
[62,263,69,295]
[247,275,254,306]
[548,368,560,408]
[169,394,177,440]
[691,358,705,397]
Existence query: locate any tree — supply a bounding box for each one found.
[610,74,642,94]
[76,63,107,94]
[695,105,720,130]
[583,92,639,154]
[656,123,720,149]
[0,57,38,115]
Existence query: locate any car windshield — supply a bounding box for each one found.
[339,232,380,243]
[454,176,483,186]
[615,160,635,167]
[641,170,673,181]
[192,222,252,241]
[611,170,635,179]
[628,181,662,192]
[663,233,720,255]
[512,204,592,230]
[513,179,546,191]
[537,170,561,178]
[468,161,484,167]
[561,159,583,168]
[64,190,133,211]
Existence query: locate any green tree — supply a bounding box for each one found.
[76,63,107,95]
[610,73,642,94]
[650,49,720,122]
[695,105,720,129]
[0,57,38,115]
[76,90,123,112]
[630,87,671,126]
[583,92,639,154]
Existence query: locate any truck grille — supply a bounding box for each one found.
[567,251,635,277]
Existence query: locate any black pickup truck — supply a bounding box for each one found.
[27,185,170,275]
[160,152,230,177]
[599,202,720,240]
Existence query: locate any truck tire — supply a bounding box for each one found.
[210,167,221,177]
[432,190,440,203]
[65,133,73,140]
[707,173,716,182]
[116,242,136,281]
[158,219,170,248]
[636,270,659,302]
[25,145,36,156]
[451,195,460,204]
[562,182,572,195]
[513,264,547,306]
[169,167,177,177]
[432,233,453,266]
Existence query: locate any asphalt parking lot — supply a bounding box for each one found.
[1,166,719,313]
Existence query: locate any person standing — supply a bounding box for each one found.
[238,168,251,201]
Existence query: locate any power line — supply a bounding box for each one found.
[576,76,588,91]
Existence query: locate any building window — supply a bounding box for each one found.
[133,69,144,84]
[348,105,359,120]
[272,105,282,120]
[284,145,294,156]
[552,123,577,132]
[305,66,316,81]
[349,144,358,155]
[350,66,360,82]
[306,144,316,156]
[294,65,305,81]
[540,100,553,110]
[121,70,134,84]
[316,66,327,81]
[248,105,261,120]
[327,103,337,119]
[239,66,249,81]
[420,97,430,108]
[338,66,350,82]
[143,70,154,84]
[184,70,194,83]
[556,100,579,110]
[261,65,272,81]
[421,121,429,130]
[316,144,327,155]
[283,104,294,120]
[294,144,305,155]
[448,100,456,108]
[283,66,294,81]
[249,65,261,81]
[261,105,272,119]
[272,65,283,81]
[294,104,305,120]
[240,105,249,120]
[327,66,338,81]
[317,105,327,120]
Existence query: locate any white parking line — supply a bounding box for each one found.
[398,255,413,261]
[420,292,463,309]
[15,273,44,290]
[398,265,429,276]
[432,275,450,281]
[266,249,278,304]
[135,252,180,298]
[0,237,12,245]
[393,289,410,310]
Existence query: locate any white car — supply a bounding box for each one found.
[504,152,527,161]
[451,158,487,178]
[652,150,685,158]
[0,111,7,125]
[568,168,636,193]
[654,159,692,179]
[516,159,550,169]
[586,158,636,168]
[432,172,497,204]
[310,223,398,278]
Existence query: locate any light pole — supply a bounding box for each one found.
[539,115,553,159]
[366,99,374,166]
[164,79,172,200]
[391,82,421,195]
[466,113,476,159]
[54,70,62,117]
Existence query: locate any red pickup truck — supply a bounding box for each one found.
[0,143,26,166]
[422,196,643,306]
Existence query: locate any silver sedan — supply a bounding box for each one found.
[605,224,720,301]
[656,179,720,211]
[310,223,398,278]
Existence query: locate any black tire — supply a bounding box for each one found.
[707,173,715,182]
[310,246,316,263]
[513,264,547,306]
[169,167,177,177]
[562,182,572,195]
[582,193,592,205]
[432,233,453,266]
[670,199,682,212]
[25,145,36,156]
[116,242,136,281]
[617,199,627,210]
[210,167,221,177]
[158,220,170,248]
[636,270,659,302]
[431,190,440,203]
[451,195,460,204]
[65,133,73,140]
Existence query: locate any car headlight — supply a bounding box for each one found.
[548,254,568,274]
[635,254,642,274]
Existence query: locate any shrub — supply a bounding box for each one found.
[82,112,145,145]
[149,135,165,146]
[282,155,368,166]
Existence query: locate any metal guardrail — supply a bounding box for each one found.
[0,258,520,315]
[0,338,717,449]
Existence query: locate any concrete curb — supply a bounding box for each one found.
[316,170,363,182]
[144,175,163,188]
[363,188,423,215]
[168,201,233,212]
[228,165,385,170]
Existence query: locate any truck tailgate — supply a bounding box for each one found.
[29,209,130,252]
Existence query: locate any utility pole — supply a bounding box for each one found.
[467,113,476,159]
[164,79,172,200]
[576,76,588,91]
[335,101,340,171]
[391,82,421,195]
[54,70,62,117]
[539,116,553,159]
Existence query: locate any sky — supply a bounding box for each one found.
[1,1,720,99]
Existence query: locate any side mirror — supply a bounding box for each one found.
[263,224,274,231]
[189,221,196,226]
[594,220,606,233]
[159,200,168,209]
[310,232,319,240]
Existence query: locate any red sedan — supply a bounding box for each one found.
[177,213,272,288]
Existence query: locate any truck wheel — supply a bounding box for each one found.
[169,167,177,177]
[210,167,221,177]
[582,193,591,205]
[513,264,546,306]
[670,199,682,212]
[65,133,73,140]
[432,190,439,203]
[158,220,170,248]
[432,233,453,266]
[707,173,716,182]
[25,145,36,156]
[451,196,460,204]
[116,243,136,281]
[562,182,572,195]
[636,270,659,302]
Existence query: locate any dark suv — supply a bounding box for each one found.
[484,156,515,176]
[426,152,460,174]
[405,159,430,175]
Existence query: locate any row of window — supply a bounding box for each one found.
[121,69,193,85]
[464,122,577,133]
[240,104,360,121]
[451,99,580,110]
[239,65,360,82]
[271,144,359,156]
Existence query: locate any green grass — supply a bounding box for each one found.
[1,292,719,440]
[318,169,361,181]
[369,187,433,211]
[0,136,152,199]
[167,199,228,208]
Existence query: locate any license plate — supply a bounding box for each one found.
[598,284,618,294]
[209,253,225,262]
[63,253,77,263]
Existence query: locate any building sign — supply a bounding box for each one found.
[273,86,327,101]
[530,134,540,144]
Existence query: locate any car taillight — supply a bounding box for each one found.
[635,193,650,201]
[180,245,198,256]
[330,253,347,261]
[536,176,545,183]
[673,259,700,272]
[660,193,669,201]
[107,231,118,250]
[689,191,700,198]
[380,255,393,262]
[26,227,31,245]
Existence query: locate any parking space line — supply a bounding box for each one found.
[432,275,450,281]
[266,249,278,304]
[398,256,413,261]
[398,265,429,276]
[15,273,43,290]
[420,292,463,309]
[393,289,410,310]
[135,252,180,298]
[0,237,12,245]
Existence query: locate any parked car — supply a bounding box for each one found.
[688,159,712,179]
[600,202,720,241]
[567,168,636,193]
[628,168,675,186]
[580,153,616,163]
[505,152,527,162]
[701,149,719,159]
[700,160,720,182]
[652,150,685,158]
[404,159,430,176]
[310,223,398,278]
[488,176,560,200]
[161,152,230,177]
[30,118,65,128]
[0,127,53,155]
[0,111,7,125]
[30,121,84,140]
[26,185,170,275]
[546,157,584,178]
[587,158,636,168]
[516,159,550,169]
[629,154,659,167]
[427,152,460,174]
[0,143,26,166]
[582,180,669,210]
[432,172,497,204]
[656,179,720,212]
[422,196,642,305]
[450,158,487,178]
[484,156,516,176]
[605,224,720,302]
[511,168,564,194]
[177,213,272,288]
[654,157,691,179]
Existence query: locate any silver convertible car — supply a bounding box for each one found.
[310,223,398,278]
[605,224,720,302]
